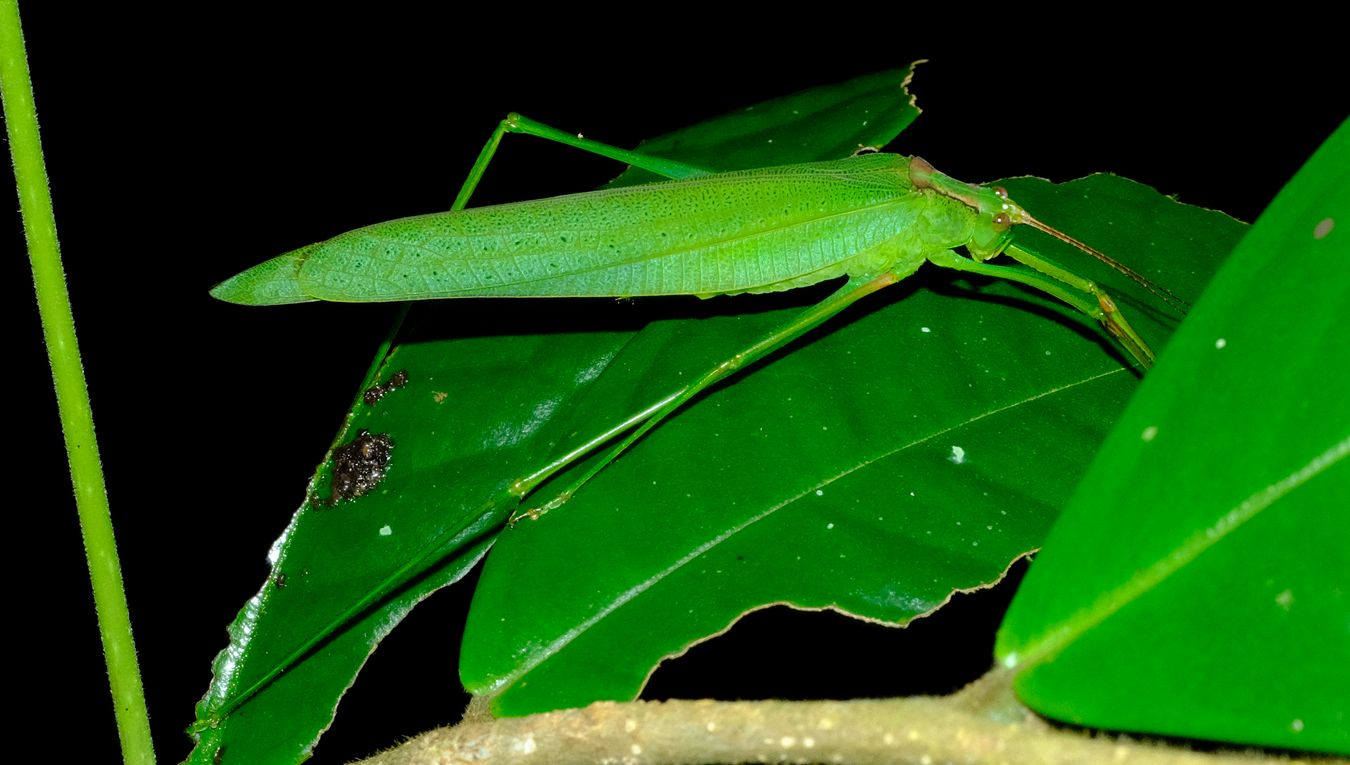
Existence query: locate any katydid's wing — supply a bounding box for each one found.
[188,66,925,765]
[286,156,925,302]
[208,246,316,305]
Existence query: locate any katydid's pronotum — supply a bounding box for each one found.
[211,111,1185,520]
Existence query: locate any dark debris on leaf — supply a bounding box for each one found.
[321,430,394,505]
[363,370,409,405]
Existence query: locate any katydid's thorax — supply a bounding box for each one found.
[226,153,985,304]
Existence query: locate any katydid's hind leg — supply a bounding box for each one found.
[452,113,714,211]
[508,270,912,524]
[501,114,714,179]
[927,249,1155,369]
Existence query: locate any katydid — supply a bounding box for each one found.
[211,111,1183,518]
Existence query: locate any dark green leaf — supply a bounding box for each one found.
[610,67,921,186]
[997,121,1349,754]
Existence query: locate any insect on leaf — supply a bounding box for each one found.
[187,67,926,765]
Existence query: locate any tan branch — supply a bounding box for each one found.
[352,669,1339,765]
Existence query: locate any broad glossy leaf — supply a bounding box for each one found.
[997,121,1349,754]
[187,68,923,765]
[186,328,627,764]
[459,173,1245,716]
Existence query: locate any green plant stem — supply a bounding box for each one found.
[0,3,155,764]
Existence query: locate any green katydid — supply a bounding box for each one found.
[211,111,1183,519]
[195,74,1201,738]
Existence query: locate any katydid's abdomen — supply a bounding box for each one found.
[210,153,978,305]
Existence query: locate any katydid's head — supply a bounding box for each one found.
[908,156,1025,258]
[908,157,1187,312]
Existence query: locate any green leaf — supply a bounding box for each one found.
[187,66,925,765]
[185,330,614,764]
[996,121,1350,754]
[459,173,1245,716]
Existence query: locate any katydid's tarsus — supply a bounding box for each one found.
[211,111,1183,520]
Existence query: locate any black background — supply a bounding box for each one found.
[12,7,1345,764]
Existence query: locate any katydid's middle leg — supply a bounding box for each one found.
[508,268,916,523]
[451,113,713,211]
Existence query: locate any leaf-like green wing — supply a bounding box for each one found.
[997,120,1349,754]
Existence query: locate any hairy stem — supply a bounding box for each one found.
[1,2,154,763]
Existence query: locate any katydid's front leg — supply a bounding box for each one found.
[451,113,713,211]
[926,248,1156,369]
[907,157,1180,368]
[998,243,1162,368]
[508,267,921,523]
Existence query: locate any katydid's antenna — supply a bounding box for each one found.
[1019,210,1190,314]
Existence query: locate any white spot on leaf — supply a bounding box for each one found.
[1313,218,1334,239]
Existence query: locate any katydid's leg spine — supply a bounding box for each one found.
[510,270,911,522]
[927,249,1155,369]
[451,113,713,211]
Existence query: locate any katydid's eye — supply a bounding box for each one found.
[993,212,1012,230]
[993,187,1008,199]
